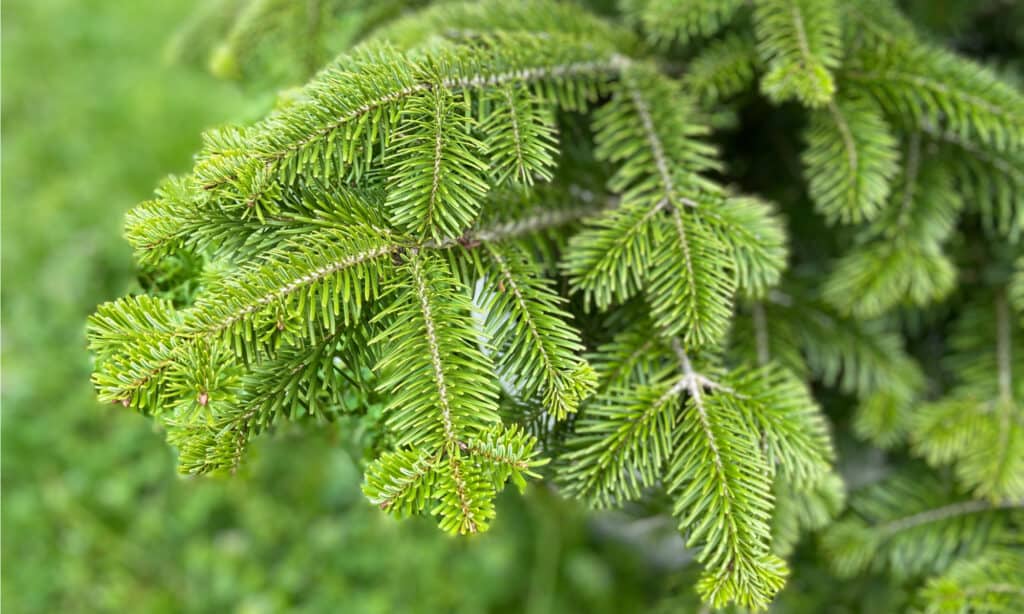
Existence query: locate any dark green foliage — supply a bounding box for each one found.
[821,471,1022,579]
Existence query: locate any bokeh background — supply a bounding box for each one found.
[1,2,664,612]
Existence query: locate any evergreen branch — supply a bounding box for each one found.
[167,327,355,475]
[87,3,1024,608]
[563,198,664,309]
[803,94,901,224]
[581,65,734,347]
[560,372,683,507]
[629,0,747,46]
[918,549,1024,614]
[101,196,601,410]
[876,499,1022,537]
[87,296,185,410]
[183,226,395,358]
[923,123,1024,240]
[363,448,440,516]
[588,313,673,393]
[204,34,629,208]
[699,194,787,298]
[123,176,201,266]
[384,87,490,240]
[433,452,496,534]
[754,0,841,107]
[731,286,924,447]
[683,33,760,105]
[911,292,1024,501]
[648,209,735,347]
[472,206,593,243]
[824,142,961,318]
[668,346,787,610]
[845,38,1024,151]
[480,85,559,187]
[790,294,924,398]
[839,0,917,51]
[373,251,500,450]
[822,470,1024,579]
[465,424,546,492]
[478,244,596,419]
[592,63,720,204]
[728,364,835,487]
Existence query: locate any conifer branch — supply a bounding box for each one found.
[877,498,1023,536]
[754,0,841,107]
[89,2,1024,608]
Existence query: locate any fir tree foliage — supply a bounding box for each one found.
[90,0,1024,610]
[917,548,1024,614]
[622,0,747,47]
[821,470,1023,580]
[753,0,842,107]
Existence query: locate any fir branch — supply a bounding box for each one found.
[803,94,901,224]
[648,209,735,347]
[754,0,841,107]
[823,139,961,318]
[478,244,596,419]
[823,471,1023,579]
[183,226,395,358]
[923,123,1024,240]
[363,448,440,515]
[918,549,1024,614]
[683,33,760,105]
[845,37,1024,151]
[668,346,788,610]
[629,0,747,46]
[560,372,683,507]
[384,87,490,240]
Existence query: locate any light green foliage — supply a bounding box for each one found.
[477,244,596,419]
[479,86,560,187]
[803,94,901,224]
[754,0,842,107]
[684,34,761,105]
[918,548,1024,614]
[566,65,787,348]
[77,0,1024,611]
[911,292,1024,502]
[562,346,833,609]
[824,140,962,318]
[384,89,491,239]
[4,3,662,612]
[845,33,1024,152]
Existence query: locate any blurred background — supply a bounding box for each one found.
[1,2,663,612]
